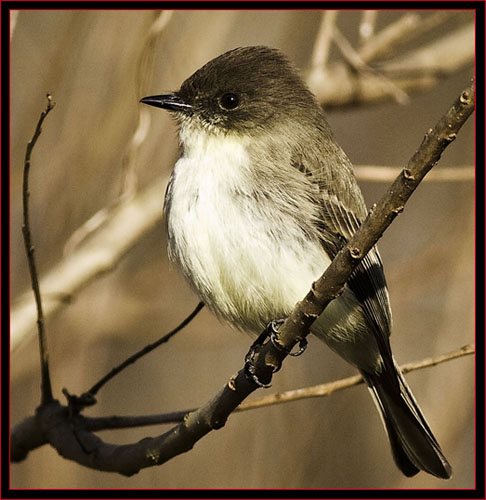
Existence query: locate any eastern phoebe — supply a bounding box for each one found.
[141,46,451,479]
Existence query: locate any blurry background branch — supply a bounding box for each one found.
[11,175,168,351]
[354,165,474,182]
[307,11,474,106]
[11,10,174,351]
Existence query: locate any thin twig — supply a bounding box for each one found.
[85,301,204,398]
[79,343,478,430]
[11,344,475,455]
[61,301,204,412]
[11,345,475,462]
[22,94,56,405]
[237,344,475,411]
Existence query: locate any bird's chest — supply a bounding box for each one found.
[166,140,274,285]
[164,135,329,330]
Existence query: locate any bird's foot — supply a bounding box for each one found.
[244,319,308,388]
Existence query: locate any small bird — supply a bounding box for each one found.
[141,46,452,479]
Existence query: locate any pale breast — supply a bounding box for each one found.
[165,132,331,332]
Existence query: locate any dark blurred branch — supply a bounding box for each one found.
[11,80,475,475]
[21,94,56,405]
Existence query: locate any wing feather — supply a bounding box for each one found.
[293,156,393,348]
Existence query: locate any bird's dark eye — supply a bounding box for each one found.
[219,93,240,110]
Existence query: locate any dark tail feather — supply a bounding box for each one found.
[362,363,452,479]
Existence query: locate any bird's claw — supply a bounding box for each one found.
[268,319,308,357]
[244,319,308,387]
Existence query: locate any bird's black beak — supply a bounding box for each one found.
[140,94,192,112]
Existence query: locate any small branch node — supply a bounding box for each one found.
[45,93,56,111]
[402,168,415,180]
[146,449,160,464]
[460,90,472,104]
[332,286,345,299]
[228,372,239,391]
[62,388,97,414]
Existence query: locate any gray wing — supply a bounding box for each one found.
[293,154,393,350]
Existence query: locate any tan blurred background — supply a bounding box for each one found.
[10,10,475,489]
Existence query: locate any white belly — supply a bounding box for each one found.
[165,133,331,332]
